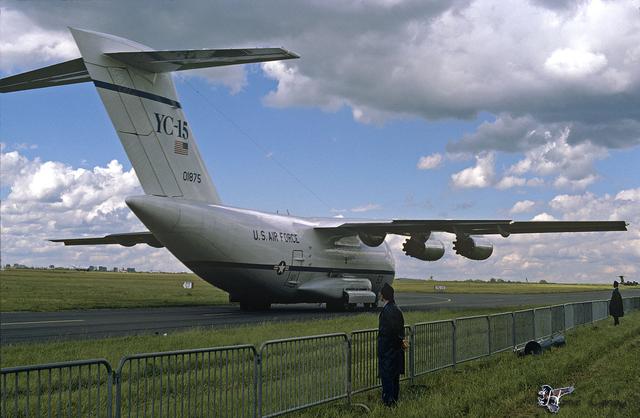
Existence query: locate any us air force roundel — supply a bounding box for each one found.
[273,261,288,275]
[537,384,575,413]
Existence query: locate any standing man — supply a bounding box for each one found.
[609,280,624,326]
[377,283,406,407]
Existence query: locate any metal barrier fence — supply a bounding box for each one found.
[115,345,256,418]
[0,359,113,418]
[564,302,576,330]
[349,328,379,394]
[534,307,551,339]
[514,309,535,345]
[259,334,348,417]
[456,316,490,363]
[413,320,455,376]
[349,325,412,395]
[592,300,608,322]
[2,296,639,418]
[551,305,565,335]
[489,313,513,354]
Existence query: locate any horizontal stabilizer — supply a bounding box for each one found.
[106,48,299,73]
[0,48,298,93]
[50,232,163,248]
[0,58,90,93]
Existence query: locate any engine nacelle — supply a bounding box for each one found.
[402,237,445,261]
[358,232,386,247]
[453,236,493,260]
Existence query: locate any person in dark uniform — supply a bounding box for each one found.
[609,280,624,325]
[377,283,406,406]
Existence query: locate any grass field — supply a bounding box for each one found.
[2,308,637,417]
[293,310,640,418]
[0,269,228,311]
[1,269,611,312]
[393,278,611,294]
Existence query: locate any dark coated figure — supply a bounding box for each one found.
[377,283,406,407]
[609,280,624,325]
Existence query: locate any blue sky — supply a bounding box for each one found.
[1,1,639,282]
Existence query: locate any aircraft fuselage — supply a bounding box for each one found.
[126,195,395,307]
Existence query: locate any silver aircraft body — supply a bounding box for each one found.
[1,29,627,310]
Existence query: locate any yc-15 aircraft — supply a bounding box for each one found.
[1,29,627,311]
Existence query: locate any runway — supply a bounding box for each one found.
[2,289,639,345]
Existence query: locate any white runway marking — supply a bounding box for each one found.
[402,296,452,307]
[1,319,85,326]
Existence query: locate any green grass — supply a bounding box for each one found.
[0,269,228,311]
[393,278,611,294]
[3,308,637,417]
[1,307,521,368]
[1,269,611,312]
[292,310,640,418]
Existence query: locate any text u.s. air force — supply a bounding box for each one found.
[252,230,300,244]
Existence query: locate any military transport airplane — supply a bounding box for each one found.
[0,29,627,311]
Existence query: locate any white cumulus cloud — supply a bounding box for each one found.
[0,149,185,272]
[451,153,495,188]
[417,153,443,170]
[505,128,607,190]
[510,200,536,214]
[351,203,382,213]
[544,48,608,78]
[0,8,78,71]
[496,176,526,190]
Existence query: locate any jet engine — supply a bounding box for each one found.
[453,236,493,260]
[358,232,386,247]
[402,236,445,261]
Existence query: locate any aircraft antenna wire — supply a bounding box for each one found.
[180,77,331,211]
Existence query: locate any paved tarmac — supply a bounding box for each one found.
[2,289,639,344]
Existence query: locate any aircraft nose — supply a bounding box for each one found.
[125,195,180,232]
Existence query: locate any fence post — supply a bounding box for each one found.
[511,312,516,349]
[408,326,415,385]
[255,352,262,418]
[113,368,121,418]
[486,316,491,356]
[346,337,353,406]
[452,320,457,369]
[533,309,537,340]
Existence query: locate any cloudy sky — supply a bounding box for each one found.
[1,0,638,282]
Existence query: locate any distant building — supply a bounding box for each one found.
[88,265,95,271]
[98,266,107,272]
[113,267,118,272]
[126,267,136,273]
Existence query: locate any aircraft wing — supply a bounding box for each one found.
[49,232,163,248]
[314,219,628,238]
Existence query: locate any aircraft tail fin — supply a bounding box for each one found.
[0,27,298,204]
